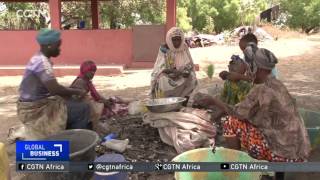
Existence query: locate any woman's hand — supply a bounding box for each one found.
[165,69,181,79]
[219,71,230,80]
[193,93,215,108]
[103,99,114,108]
[193,93,230,113]
[168,72,179,79]
[182,70,191,78]
[162,69,174,74]
[219,71,252,82]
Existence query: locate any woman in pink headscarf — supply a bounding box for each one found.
[151,27,198,100]
[71,61,129,122]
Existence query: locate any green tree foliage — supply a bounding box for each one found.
[1,0,317,33]
[203,16,215,34]
[100,0,166,29]
[177,0,266,33]
[176,0,192,31]
[187,0,218,32]
[61,1,92,28]
[135,0,165,25]
[177,7,192,31]
[0,1,166,30]
[99,0,122,29]
[210,0,241,33]
[0,2,48,30]
[239,0,267,25]
[281,0,320,33]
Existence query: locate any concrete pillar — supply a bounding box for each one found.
[49,0,61,29]
[166,0,176,32]
[91,0,99,29]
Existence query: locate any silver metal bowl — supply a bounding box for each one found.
[145,97,186,113]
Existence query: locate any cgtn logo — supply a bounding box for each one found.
[16,141,69,161]
[16,9,48,18]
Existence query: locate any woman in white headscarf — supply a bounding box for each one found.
[150,27,198,100]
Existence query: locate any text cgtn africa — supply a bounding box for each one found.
[230,163,269,170]
[25,144,60,157]
[26,163,65,170]
[155,163,201,171]
[16,9,48,18]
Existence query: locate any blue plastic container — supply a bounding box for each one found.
[79,21,85,29]
[103,133,117,142]
[94,154,128,180]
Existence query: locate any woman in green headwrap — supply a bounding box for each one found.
[17,29,90,138]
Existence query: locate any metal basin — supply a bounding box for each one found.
[145,97,186,113]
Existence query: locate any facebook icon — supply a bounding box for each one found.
[18,163,26,171]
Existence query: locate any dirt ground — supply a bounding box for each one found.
[1,34,320,180]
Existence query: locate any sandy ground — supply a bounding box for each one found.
[1,35,320,180]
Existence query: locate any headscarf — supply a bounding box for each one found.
[73,61,101,101]
[243,42,259,74]
[243,42,278,74]
[36,28,61,45]
[255,48,278,70]
[166,27,186,52]
[165,27,191,68]
[231,55,246,65]
[79,61,97,78]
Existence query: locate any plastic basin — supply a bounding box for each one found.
[172,147,264,180]
[94,154,128,180]
[299,108,320,147]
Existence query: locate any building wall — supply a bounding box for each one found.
[0,29,133,66]
[133,25,166,62]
